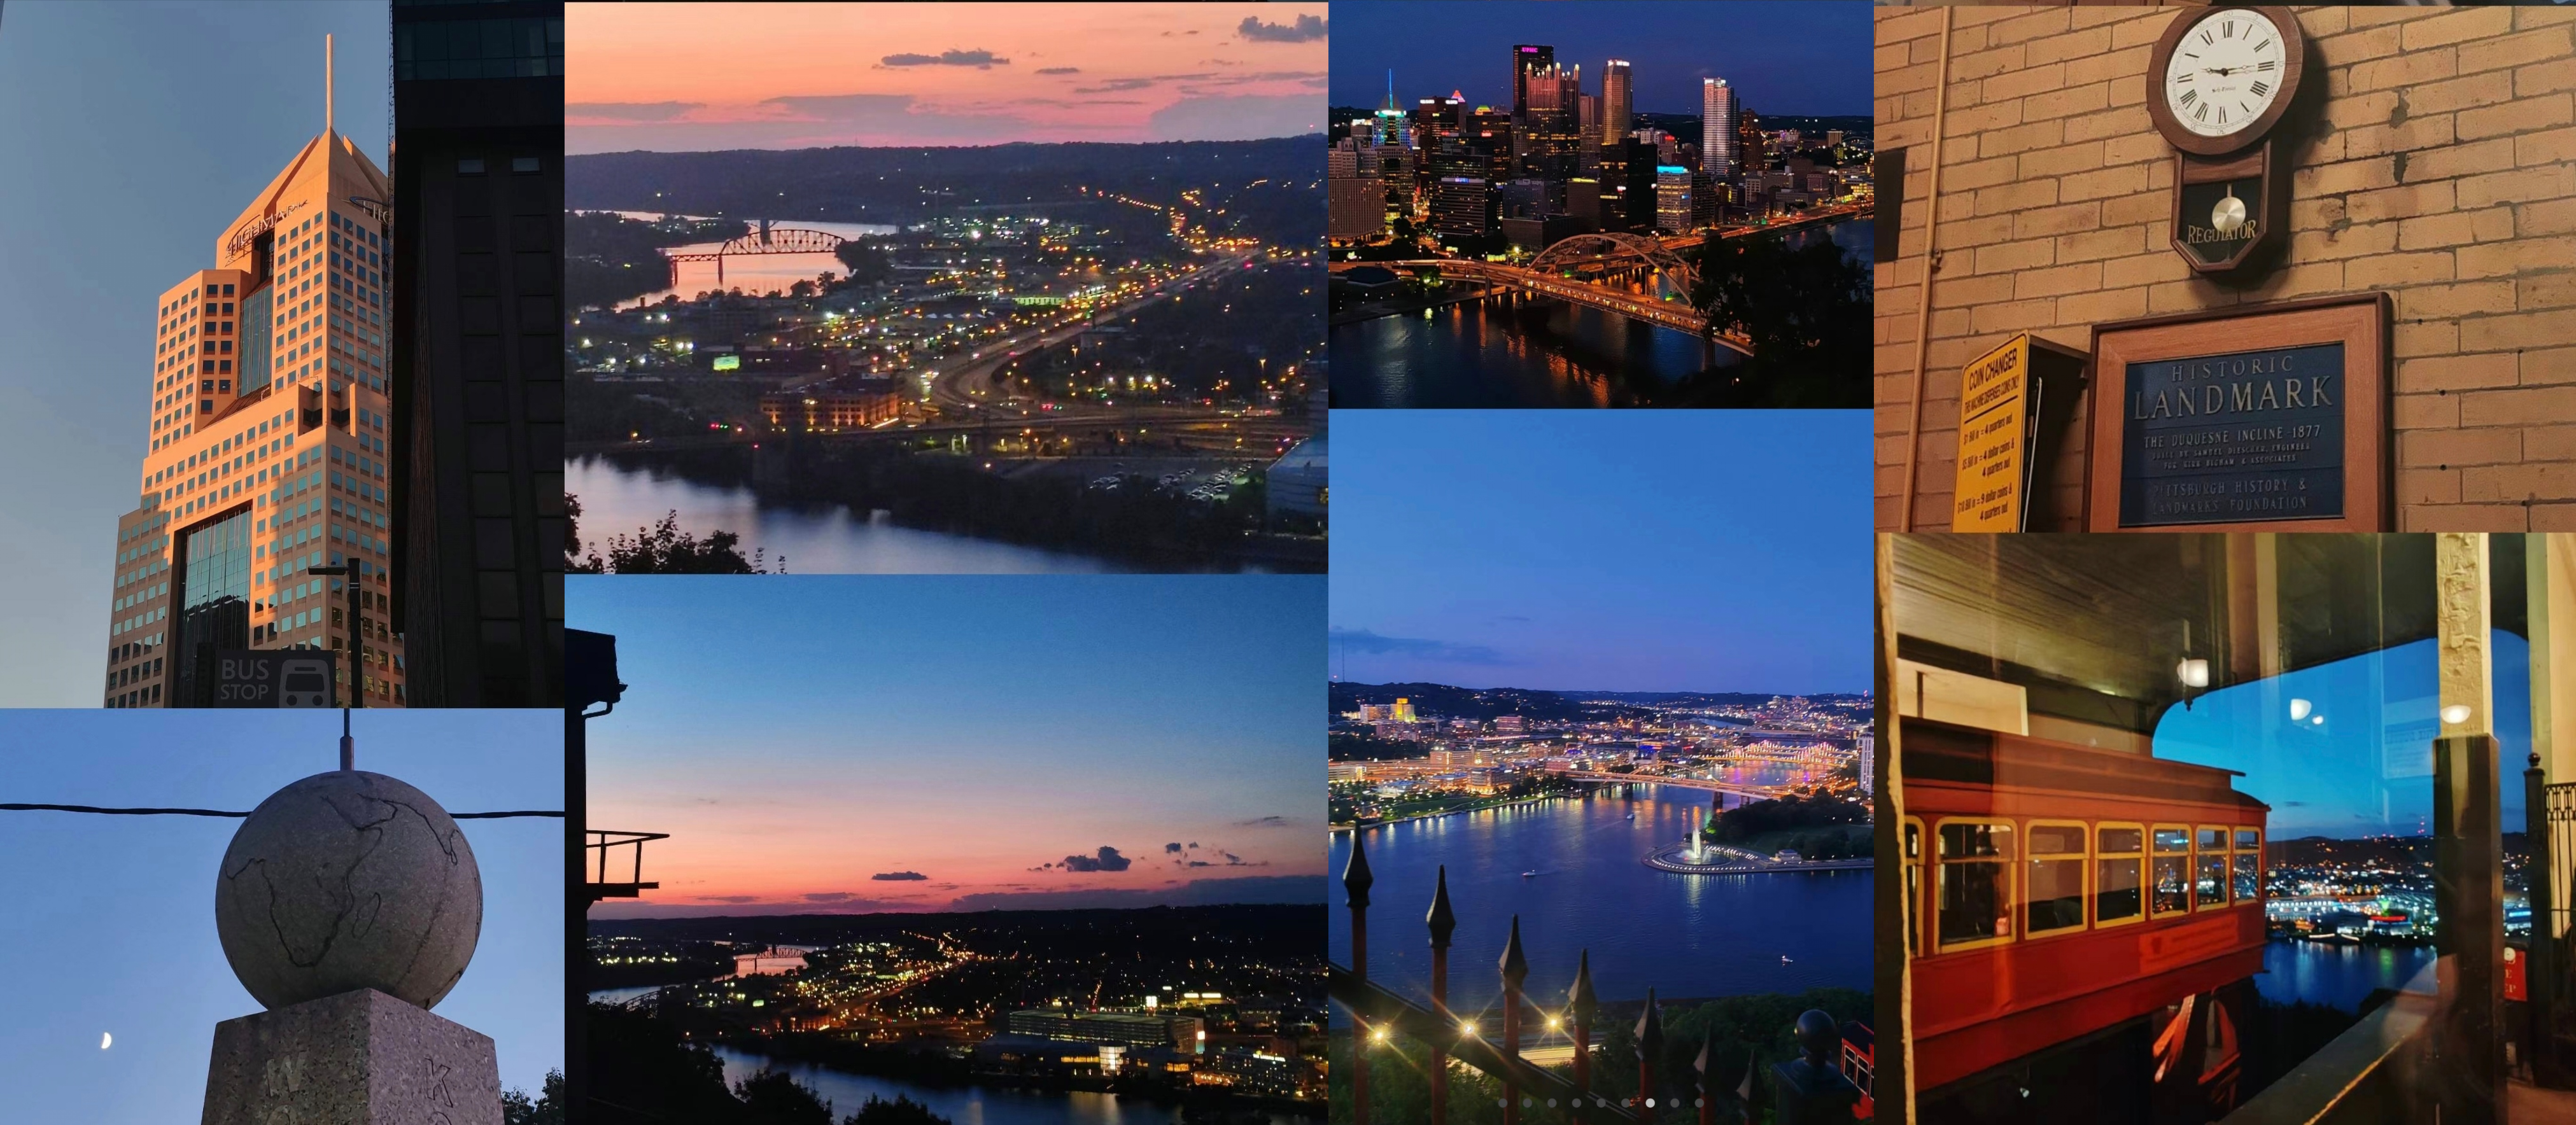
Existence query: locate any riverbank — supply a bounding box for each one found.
[1329,790,1580,833]
[570,451,1317,573]
[1642,841,1873,875]
[713,1041,1321,1124]
[1327,281,1506,326]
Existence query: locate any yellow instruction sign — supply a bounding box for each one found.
[1952,334,2032,531]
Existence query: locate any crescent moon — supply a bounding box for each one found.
[101,1032,112,1049]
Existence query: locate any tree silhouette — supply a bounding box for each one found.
[1686,234,1869,407]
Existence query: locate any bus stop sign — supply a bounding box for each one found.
[211,650,339,708]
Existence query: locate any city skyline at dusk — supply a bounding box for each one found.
[1328,1,1869,117]
[575,576,1325,919]
[567,1,1326,153]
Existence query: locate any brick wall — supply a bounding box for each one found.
[1875,5,2576,531]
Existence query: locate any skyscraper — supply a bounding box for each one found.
[1602,60,1634,147]
[388,0,567,708]
[1511,45,1554,118]
[1520,62,1583,184]
[104,80,405,708]
[1656,165,1695,234]
[1702,78,1739,181]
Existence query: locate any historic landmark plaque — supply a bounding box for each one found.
[2117,342,2344,526]
[2087,294,2390,532]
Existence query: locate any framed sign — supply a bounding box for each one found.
[2085,293,2390,532]
[1951,333,2090,532]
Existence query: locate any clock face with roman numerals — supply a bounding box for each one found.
[2161,8,2287,140]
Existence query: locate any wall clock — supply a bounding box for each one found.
[2145,6,2305,273]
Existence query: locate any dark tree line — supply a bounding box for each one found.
[1684,233,1870,408]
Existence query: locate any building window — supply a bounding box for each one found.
[511,156,539,173]
[1936,820,2013,949]
[2152,825,2191,916]
[2025,821,2086,937]
[458,158,486,175]
[2095,824,2144,926]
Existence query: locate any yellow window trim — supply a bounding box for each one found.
[2024,818,2090,939]
[2195,823,2233,911]
[1933,817,2017,953]
[2093,818,2148,930]
[2150,822,2192,918]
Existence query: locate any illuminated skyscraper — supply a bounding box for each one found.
[1702,78,1740,180]
[105,80,405,706]
[1521,63,1583,184]
[1602,60,1633,146]
[1511,45,1554,117]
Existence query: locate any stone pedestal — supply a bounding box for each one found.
[202,988,501,1125]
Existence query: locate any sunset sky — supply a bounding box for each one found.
[567,2,1327,153]
[575,576,1325,919]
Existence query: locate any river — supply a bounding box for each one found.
[568,454,1120,573]
[2255,939,2434,1012]
[1330,219,1872,408]
[712,1045,1310,1125]
[592,211,903,307]
[1327,783,1873,1016]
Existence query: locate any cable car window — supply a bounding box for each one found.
[2234,827,2262,902]
[2026,822,2087,935]
[2096,824,2144,926]
[2152,826,2190,916]
[2196,825,2229,908]
[1938,820,2014,948]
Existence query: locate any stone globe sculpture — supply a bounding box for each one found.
[213,769,482,1010]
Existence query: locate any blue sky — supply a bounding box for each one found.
[2154,633,2534,839]
[0,1,388,706]
[0,709,563,1120]
[570,576,1327,917]
[1328,411,1872,694]
[1329,1,1871,117]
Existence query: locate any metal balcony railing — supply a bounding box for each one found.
[1332,830,1759,1124]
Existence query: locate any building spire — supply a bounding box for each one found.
[325,32,335,139]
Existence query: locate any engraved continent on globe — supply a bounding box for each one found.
[213,770,482,1010]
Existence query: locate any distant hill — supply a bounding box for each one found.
[1575,690,1868,707]
[1329,681,1642,722]
[1636,111,1872,140]
[567,136,1323,240]
[591,903,1318,944]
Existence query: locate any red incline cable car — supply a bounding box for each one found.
[1901,717,2270,1119]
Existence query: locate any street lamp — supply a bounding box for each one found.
[306,562,368,708]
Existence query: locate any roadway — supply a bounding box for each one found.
[921,249,1257,412]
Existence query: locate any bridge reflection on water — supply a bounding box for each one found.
[1332,216,1869,408]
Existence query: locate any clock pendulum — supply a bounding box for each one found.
[2213,185,2246,236]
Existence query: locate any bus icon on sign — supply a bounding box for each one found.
[279,659,332,708]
